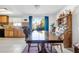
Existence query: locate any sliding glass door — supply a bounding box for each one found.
[29,16,49,40]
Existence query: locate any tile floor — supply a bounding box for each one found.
[0,38,73,53]
[0,38,26,53]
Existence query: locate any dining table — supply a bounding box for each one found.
[26,31,63,53]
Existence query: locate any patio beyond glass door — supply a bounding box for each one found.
[29,16,49,40]
[32,17,45,40]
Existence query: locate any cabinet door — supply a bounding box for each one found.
[1,16,7,22]
[67,15,72,31]
[18,30,25,37]
[13,28,18,37]
[64,14,72,48]
[0,16,2,24]
[5,29,8,37]
[9,30,13,37]
[5,29,13,37]
[13,28,25,38]
[64,31,72,48]
[0,16,8,24]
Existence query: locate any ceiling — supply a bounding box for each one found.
[0,5,66,17]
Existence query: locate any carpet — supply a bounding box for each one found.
[22,44,57,53]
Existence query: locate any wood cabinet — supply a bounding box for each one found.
[57,11,72,48]
[64,12,72,48]
[13,28,25,38]
[5,28,25,38]
[5,28,13,37]
[64,31,72,48]
[0,15,9,25]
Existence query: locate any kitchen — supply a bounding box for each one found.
[0,15,28,38]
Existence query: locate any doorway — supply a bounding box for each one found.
[29,16,49,40]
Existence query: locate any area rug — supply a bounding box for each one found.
[22,44,57,53]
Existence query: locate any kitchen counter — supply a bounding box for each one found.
[0,25,25,38]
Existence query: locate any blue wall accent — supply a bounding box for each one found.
[29,16,32,32]
[45,16,49,31]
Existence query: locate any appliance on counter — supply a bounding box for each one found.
[0,25,4,37]
[0,29,4,37]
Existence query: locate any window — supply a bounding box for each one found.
[13,23,22,27]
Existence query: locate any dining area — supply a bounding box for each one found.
[24,32,63,53]
[22,10,72,53]
[0,5,73,53]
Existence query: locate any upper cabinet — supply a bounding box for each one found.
[0,15,9,25]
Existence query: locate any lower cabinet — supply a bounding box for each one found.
[5,28,25,38]
[64,31,72,48]
[5,29,13,37]
[13,28,25,38]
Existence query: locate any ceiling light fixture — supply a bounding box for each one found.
[0,8,8,12]
[0,8,13,15]
[34,5,40,9]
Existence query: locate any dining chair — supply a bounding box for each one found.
[51,43,63,53]
[25,38,40,53]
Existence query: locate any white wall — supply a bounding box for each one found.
[9,15,57,31]
[49,15,57,32]
[72,7,79,44]
[72,13,78,44]
[9,16,29,23]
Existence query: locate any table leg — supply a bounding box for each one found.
[50,43,52,53]
[38,43,40,52]
[39,43,48,53]
[28,43,31,53]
